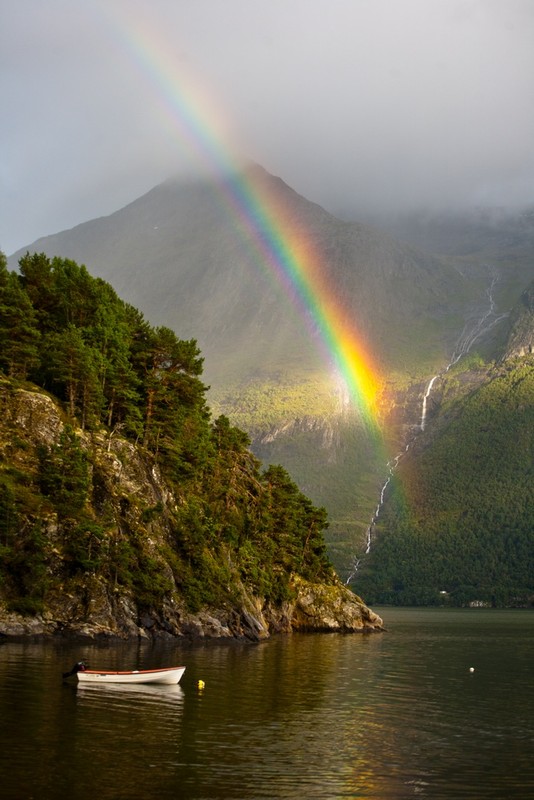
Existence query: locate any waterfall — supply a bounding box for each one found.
[345,444,409,583]
[346,268,506,584]
[420,375,438,431]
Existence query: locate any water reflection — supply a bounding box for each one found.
[75,681,184,704]
[67,682,185,793]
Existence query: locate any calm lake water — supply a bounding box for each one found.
[1,607,533,799]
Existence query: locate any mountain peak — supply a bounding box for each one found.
[8,165,478,387]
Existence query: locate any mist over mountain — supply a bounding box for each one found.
[362,206,534,258]
[10,165,482,388]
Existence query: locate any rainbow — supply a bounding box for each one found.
[96,4,382,423]
[226,174,383,421]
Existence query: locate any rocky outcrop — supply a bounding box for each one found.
[286,576,384,632]
[0,382,383,640]
[504,281,534,359]
[0,575,383,640]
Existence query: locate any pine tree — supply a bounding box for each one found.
[42,325,103,423]
[0,266,40,378]
[38,425,90,519]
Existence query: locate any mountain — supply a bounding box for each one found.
[356,357,534,608]
[0,255,383,637]
[9,165,482,386]
[365,206,534,311]
[354,287,534,607]
[9,165,532,589]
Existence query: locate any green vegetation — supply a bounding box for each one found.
[355,358,534,606]
[211,373,343,432]
[0,252,335,615]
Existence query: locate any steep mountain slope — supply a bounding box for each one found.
[368,206,534,311]
[8,165,504,577]
[505,279,534,358]
[10,165,480,386]
[0,378,383,638]
[354,287,534,607]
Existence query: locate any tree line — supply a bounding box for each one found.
[354,359,534,607]
[0,251,333,614]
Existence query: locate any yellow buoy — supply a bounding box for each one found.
[197,679,205,689]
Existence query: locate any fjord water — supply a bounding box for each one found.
[1,609,533,799]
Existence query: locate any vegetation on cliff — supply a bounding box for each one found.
[10,168,486,578]
[355,357,534,607]
[0,251,377,634]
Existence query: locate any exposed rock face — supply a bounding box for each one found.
[3,385,64,446]
[0,577,383,640]
[0,382,383,640]
[287,576,384,632]
[505,282,534,359]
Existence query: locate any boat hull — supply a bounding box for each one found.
[76,666,185,685]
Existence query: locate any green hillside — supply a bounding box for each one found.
[9,166,489,574]
[8,167,533,597]
[354,356,534,607]
[0,251,342,622]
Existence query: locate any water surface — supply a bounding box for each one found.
[1,608,533,799]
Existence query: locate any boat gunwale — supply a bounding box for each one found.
[81,666,184,676]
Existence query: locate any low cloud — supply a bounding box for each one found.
[2,0,534,253]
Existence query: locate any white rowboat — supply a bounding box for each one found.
[77,666,185,685]
[63,662,185,685]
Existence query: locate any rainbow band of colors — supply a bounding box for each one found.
[98,3,382,423]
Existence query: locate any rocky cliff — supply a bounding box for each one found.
[504,281,534,359]
[0,381,383,639]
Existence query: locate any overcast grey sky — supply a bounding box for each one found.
[2,0,534,254]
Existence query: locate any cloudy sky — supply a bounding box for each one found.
[2,0,534,254]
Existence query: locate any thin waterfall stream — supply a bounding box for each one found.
[420,375,438,431]
[346,268,508,583]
